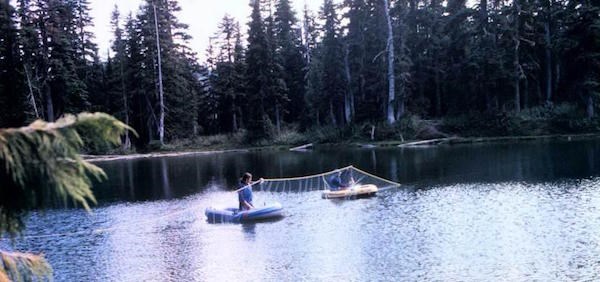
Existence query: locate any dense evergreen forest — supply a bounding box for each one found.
[0,0,599,149]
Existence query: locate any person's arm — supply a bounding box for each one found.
[242,200,254,209]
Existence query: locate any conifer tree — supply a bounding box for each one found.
[302,5,321,126]
[211,16,246,132]
[123,0,200,144]
[232,29,247,130]
[246,0,272,138]
[124,12,155,146]
[343,0,367,123]
[560,1,600,118]
[320,0,346,126]
[262,0,288,134]
[274,0,306,123]
[0,0,26,127]
[109,6,131,148]
[15,0,42,120]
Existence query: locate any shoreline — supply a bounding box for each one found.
[83,132,600,162]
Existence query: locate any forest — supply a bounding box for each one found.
[0,0,599,149]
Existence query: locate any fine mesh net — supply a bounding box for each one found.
[255,166,401,193]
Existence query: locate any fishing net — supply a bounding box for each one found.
[255,166,401,193]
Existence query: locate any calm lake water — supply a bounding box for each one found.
[3,139,600,281]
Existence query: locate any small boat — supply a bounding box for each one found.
[205,202,284,223]
[321,184,378,199]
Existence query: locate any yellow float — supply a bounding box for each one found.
[321,184,378,199]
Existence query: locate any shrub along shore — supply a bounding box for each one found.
[85,108,600,161]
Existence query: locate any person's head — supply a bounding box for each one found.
[241,172,252,184]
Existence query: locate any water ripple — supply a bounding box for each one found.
[2,178,600,281]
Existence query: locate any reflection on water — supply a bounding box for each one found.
[1,140,600,281]
[92,139,600,203]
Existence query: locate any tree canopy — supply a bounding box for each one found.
[0,0,598,144]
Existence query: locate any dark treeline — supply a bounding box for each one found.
[0,0,202,148]
[0,0,599,148]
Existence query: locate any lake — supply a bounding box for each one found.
[2,139,600,281]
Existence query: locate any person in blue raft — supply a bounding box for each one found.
[327,169,355,191]
[237,172,264,211]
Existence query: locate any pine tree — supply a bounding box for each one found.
[442,0,476,114]
[246,0,272,138]
[274,0,306,123]
[343,0,367,123]
[125,0,200,145]
[302,5,322,127]
[262,0,288,134]
[382,0,396,124]
[210,16,247,133]
[203,38,219,134]
[124,12,155,146]
[16,0,42,120]
[320,0,345,126]
[212,15,237,132]
[305,45,324,126]
[302,4,319,66]
[0,0,26,127]
[71,0,98,111]
[561,1,600,118]
[109,6,131,148]
[19,0,91,121]
[232,31,247,130]
[87,52,109,113]
[391,0,412,119]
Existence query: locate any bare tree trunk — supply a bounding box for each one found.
[481,0,489,112]
[435,66,442,116]
[555,61,560,94]
[329,100,337,126]
[536,78,542,102]
[38,9,53,121]
[383,0,396,124]
[523,76,529,109]
[153,3,165,145]
[233,111,238,132]
[370,125,375,141]
[44,86,54,122]
[514,65,521,113]
[275,103,281,134]
[119,57,130,149]
[23,64,40,119]
[587,95,594,119]
[544,20,552,105]
[396,89,405,119]
[513,0,521,113]
[238,106,244,129]
[316,112,320,127]
[350,83,355,119]
[343,43,352,124]
[303,4,311,65]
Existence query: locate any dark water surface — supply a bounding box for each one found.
[3,139,600,281]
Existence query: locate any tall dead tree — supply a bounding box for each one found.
[153,3,165,145]
[383,0,396,124]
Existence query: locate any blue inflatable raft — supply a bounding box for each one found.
[205,202,284,223]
